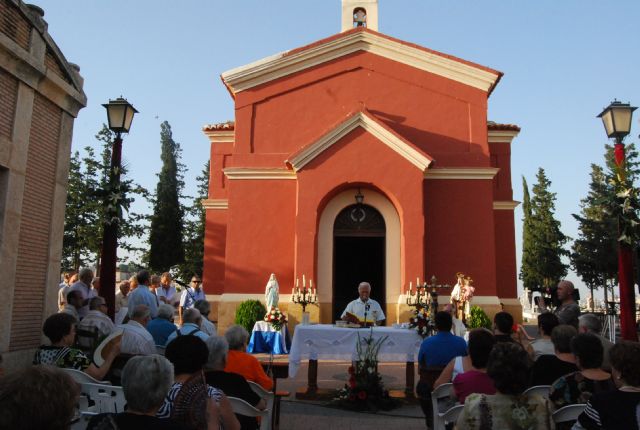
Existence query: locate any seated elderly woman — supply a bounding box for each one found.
[205,336,266,430]
[457,342,554,430]
[575,340,640,430]
[450,328,497,403]
[148,304,178,346]
[87,355,188,429]
[33,312,119,380]
[158,335,240,430]
[0,365,79,430]
[549,333,615,410]
[530,324,579,386]
[223,325,273,391]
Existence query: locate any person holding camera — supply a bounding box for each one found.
[540,280,580,329]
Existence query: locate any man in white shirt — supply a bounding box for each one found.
[179,275,205,325]
[69,268,98,318]
[119,304,156,355]
[57,271,75,311]
[156,272,179,307]
[126,270,158,319]
[59,290,82,321]
[115,280,130,312]
[341,282,385,324]
[78,296,115,339]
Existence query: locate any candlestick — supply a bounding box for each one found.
[303,275,306,287]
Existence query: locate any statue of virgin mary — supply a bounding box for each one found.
[265,273,279,310]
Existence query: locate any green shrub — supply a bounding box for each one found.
[234,300,267,333]
[468,305,492,329]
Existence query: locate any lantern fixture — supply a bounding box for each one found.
[102,97,138,134]
[597,100,637,143]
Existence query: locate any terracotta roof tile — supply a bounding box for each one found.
[487,121,520,132]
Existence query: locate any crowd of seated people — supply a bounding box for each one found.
[415,292,640,430]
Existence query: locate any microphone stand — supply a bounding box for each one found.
[364,302,370,327]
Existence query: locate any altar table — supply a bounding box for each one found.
[248,321,290,354]
[289,324,423,396]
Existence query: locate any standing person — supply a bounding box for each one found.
[416,311,467,429]
[157,272,180,307]
[127,270,158,319]
[179,275,205,325]
[70,268,98,318]
[115,280,131,312]
[540,280,580,329]
[150,275,161,296]
[57,271,76,311]
[340,282,385,325]
[575,341,640,430]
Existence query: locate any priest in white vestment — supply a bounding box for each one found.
[341,282,385,324]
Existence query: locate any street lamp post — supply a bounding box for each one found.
[597,100,638,341]
[99,97,137,319]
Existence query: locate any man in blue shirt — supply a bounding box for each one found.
[165,308,210,346]
[126,270,158,319]
[147,304,177,346]
[417,311,467,429]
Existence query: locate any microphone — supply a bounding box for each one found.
[364,302,370,326]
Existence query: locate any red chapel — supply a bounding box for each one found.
[202,0,521,330]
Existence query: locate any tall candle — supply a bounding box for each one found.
[296,278,299,287]
[303,275,306,287]
[417,277,420,286]
[409,281,412,292]
[310,279,313,289]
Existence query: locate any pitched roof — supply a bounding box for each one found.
[222,27,502,97]
[286,109,433,172]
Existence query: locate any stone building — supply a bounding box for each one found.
[0,0,86,371]
[202,0,521,331]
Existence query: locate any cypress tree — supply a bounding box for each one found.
[148,121,185,272]
[519,177,538,293]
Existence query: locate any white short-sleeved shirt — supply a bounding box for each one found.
[156,284,179,305]
[79,310,115,339]
[179,287,206,309]
[119,320,156,355]
[341,298,385,322]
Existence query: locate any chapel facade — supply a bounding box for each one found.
[202,0,521,330]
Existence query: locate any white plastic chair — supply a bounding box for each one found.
[431,383,458,430]
[79,382,127,413]
[552,403,587,424]
[247,380,274,429]
[523,385,551,399]
[227,396,270,430]
[62,368,111,385]
[441,404,465,426]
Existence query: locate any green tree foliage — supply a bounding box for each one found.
[519,177,537,292]
[148,121,185,272]
[176,161,209,280]
[519,168,569,292]
[468,305,492,329]
[571,164,618,304]
[604,143,640,246]
[62,126,149,271]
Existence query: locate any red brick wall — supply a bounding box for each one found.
[0,0,31,51]
[9,94,61,350]
[0,68,18,141]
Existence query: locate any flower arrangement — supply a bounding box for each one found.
[332,330,400,412]
[408,306,433,338]
[264,306,287,331]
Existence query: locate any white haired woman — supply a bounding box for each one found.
[224,325,273,391]
[87,354,187,429]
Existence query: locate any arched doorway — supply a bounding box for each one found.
[332,203,386,321]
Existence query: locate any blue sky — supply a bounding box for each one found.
[34,1,640,300]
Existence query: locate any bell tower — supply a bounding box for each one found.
[341,0,378,32]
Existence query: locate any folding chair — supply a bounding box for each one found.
[441,404,465,427]
[75,326,101,354]
[62,368,110,385]
[248,380,275,427]
[227,396,270,430]
[552,403,587,425]
[79,382,127,414]
[431,383,458,430]
[523,385,552,399]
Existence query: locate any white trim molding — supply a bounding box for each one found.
[223,168,297,180]
[287,111,432,172]
[203,130,234,144]
[488,130,519,144]
[424,168,499,180]
[222,30,501,95]
[202,199,229,210]
[493,200,520,210]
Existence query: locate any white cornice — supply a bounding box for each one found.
[493,200,520,210]
[488,130,519,144]
[424,168,499,180]
[287,111,432,172]
[223,168,297,180]
[203,130,234,144]
[221,31,500,95]
[201,199,228,210]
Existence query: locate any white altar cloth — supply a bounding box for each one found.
[288,324,422,377]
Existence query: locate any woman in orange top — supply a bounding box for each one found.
[223,325,274,391]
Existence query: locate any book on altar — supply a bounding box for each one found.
[344,312,374,325]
